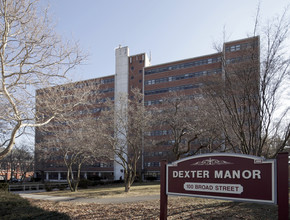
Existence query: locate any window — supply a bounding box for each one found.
[100,87,114,93]
[144,69,221,86]
[101,78,114,84]
[226,44,242,52]
[144,83,203,96]
[144,57,221,75]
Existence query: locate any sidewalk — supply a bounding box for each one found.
[18,193,75,202]
[16,191,160,204]
[70,194,160,204]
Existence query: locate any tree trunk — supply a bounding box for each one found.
[124,169,136,193]
[124,170,131,192]
[125,179,131,192]
[74,163,82,192]
[67,165,75,192]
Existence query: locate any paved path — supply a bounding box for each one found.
[19,193,75,202]
[16,191,160,204]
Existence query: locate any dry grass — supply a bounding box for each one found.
[35,183,160,199]
[0,192,70,220]
[29,196,278,219]
[19,183,282,219]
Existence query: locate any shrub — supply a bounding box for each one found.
[0,183,9,192]
[146,176,157,181]
[57,184,67,191]
[44,182,53,192]
[87,176,102,181]
[78,179,91,189]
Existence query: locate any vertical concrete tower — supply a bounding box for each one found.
[114,46,129,180]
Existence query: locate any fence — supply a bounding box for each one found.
[8,182,68,192]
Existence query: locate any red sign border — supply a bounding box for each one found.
[166,153,276,204]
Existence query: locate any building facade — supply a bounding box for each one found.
[35,37,259,181]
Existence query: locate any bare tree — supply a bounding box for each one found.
[0,0,84,160]
[14,144,34,182]
[204,7,290,158]
[0,144,33,182]
[35,81,110,191]
[49,117,109,192]
[98,89,153,192]
[153,92,224,160]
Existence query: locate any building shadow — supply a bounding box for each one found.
[0,192,71,220]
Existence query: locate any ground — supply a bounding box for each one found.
[29,196,278,219]
[1,183,281,219]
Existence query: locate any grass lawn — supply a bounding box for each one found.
[35,182,160,198]
[0,191,70,220]
[1,183,283,219]
[29,194,278,219]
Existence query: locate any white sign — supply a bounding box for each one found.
[184,182,243,194]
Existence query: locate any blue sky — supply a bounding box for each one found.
[44,0,289,82]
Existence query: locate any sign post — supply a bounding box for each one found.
[160,160,168,220]
[277,152,289,220]
[160,153,288,219]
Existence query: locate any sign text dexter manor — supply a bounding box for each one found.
[166,154,276,203]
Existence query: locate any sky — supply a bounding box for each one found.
[16,0,289,149]
[42,0,290,82]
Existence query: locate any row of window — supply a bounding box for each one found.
[145,99,163,106]
[145,130,171,137]
[226,56,243,64]
[226,55,257,64]
[144,83,202,96]
[143,151,169,157]
[144,162,160,167]
[129,54,145,63]
[145,57,221,75]
[83,87,114,95]
[79,107,109,115]
[101,78,114,84]
[99,87,114,94]
[85,162,113,168]
[74,78,114,89]
[95,97,114,104]
[37,131,55,136]
[225,41,258,52]
[161,139,201,145]
[144,94,203,106]
[145,68,222,86]
[54,78,114,92]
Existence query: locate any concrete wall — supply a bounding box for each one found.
[114,46,129,180]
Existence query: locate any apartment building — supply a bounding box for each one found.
[35,36,259,181]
